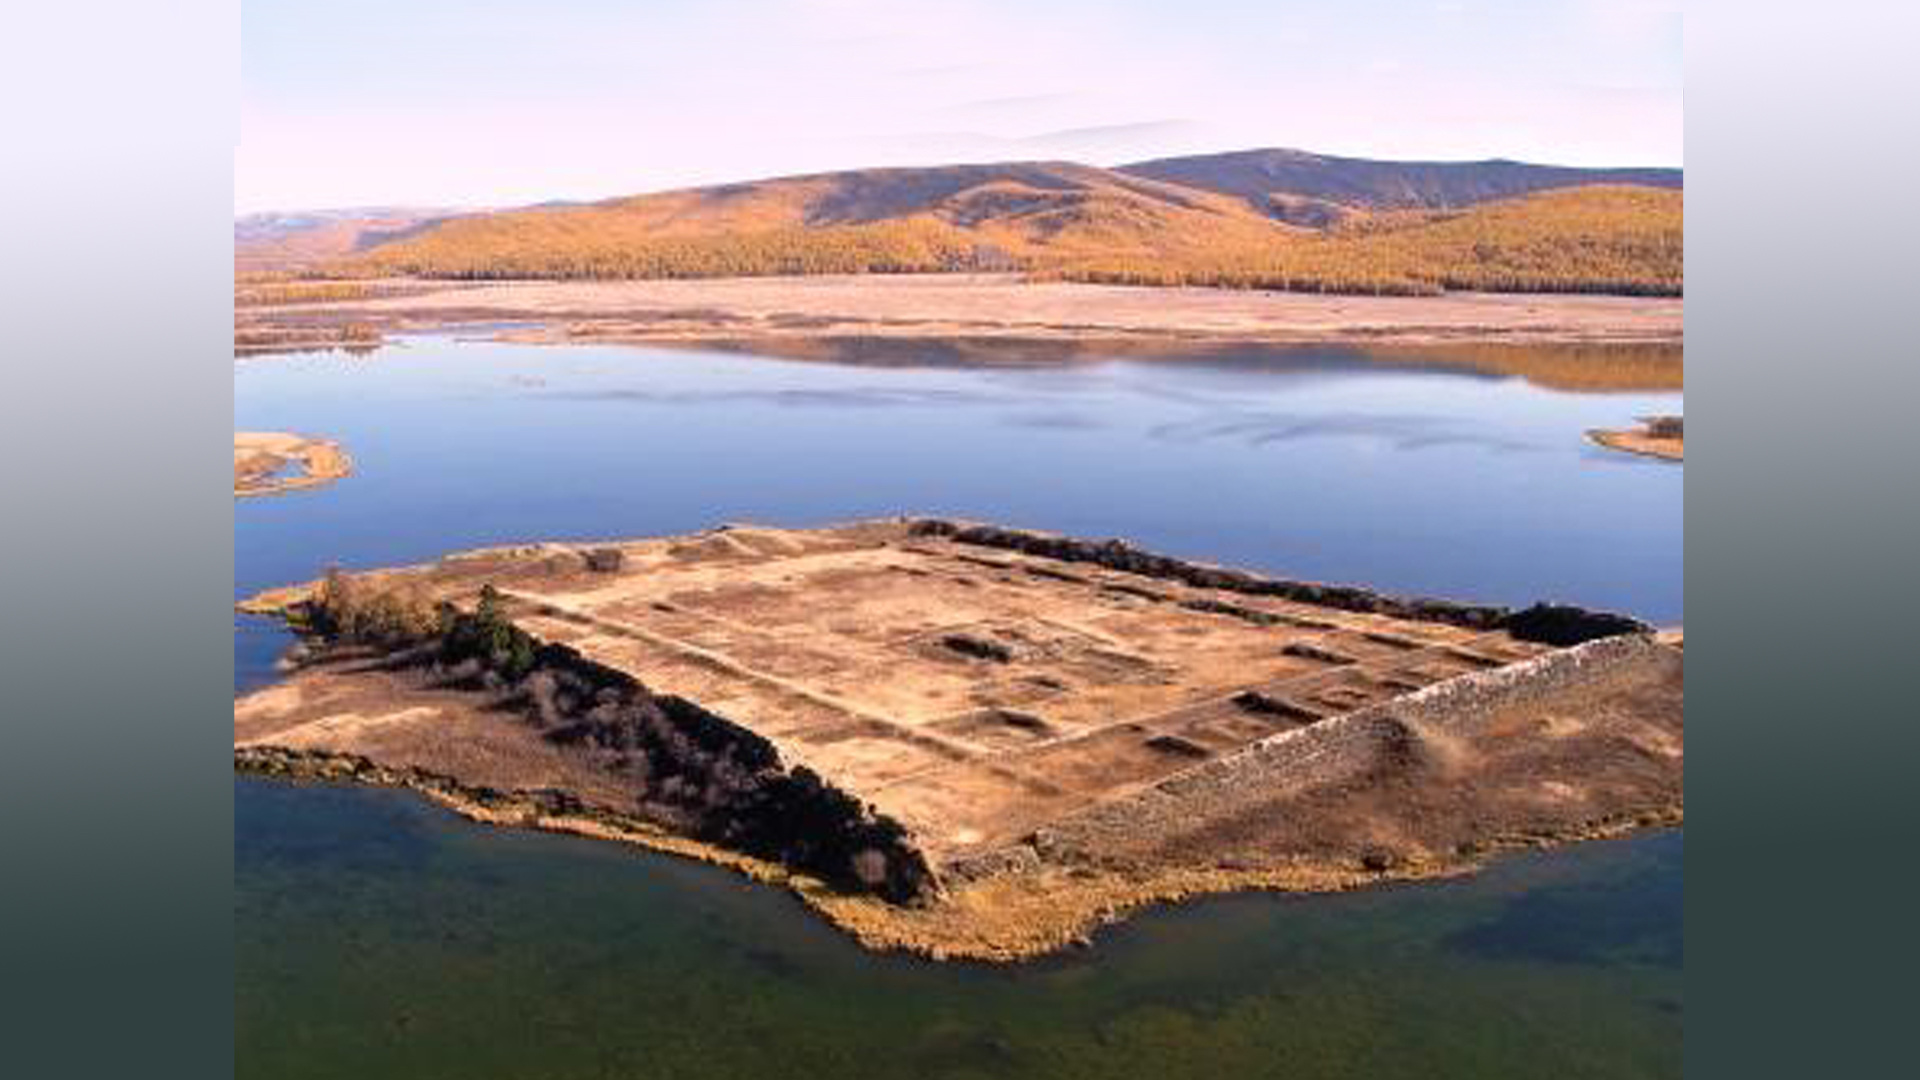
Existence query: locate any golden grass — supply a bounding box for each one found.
[235,280,375,306]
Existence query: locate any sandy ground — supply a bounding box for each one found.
[237,273,1683,349]
[234,431,353,497]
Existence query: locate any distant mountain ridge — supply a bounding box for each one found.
[1118,148,1683,226]
[321,161,1306,281]
[235,207,466,271]
[238,147,1682,296]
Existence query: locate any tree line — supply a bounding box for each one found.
[307,184,1680,298]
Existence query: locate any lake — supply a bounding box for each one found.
[236,335,1682,1079]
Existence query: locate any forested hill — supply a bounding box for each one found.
[1118,148,1683,226]
[253,150,1682,297]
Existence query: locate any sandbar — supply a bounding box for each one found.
[234,432,353,497]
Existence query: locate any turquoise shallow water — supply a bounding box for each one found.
[236,337,1682,1079]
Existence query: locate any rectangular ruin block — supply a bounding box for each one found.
[270,519,1662,882]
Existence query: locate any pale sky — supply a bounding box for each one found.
[237,0,1682,214]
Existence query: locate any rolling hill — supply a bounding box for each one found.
[1118,148,1683,226]
[1056,184,1683,296]
[334,162,1303,280]
[274,150,1682,296]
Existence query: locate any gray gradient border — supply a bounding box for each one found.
[5,2,1917,1077]
[1687,2,1920,1077]
[2,2,236,1077]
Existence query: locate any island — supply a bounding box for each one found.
[233,432,353,497]
[235,519,1683,960]
[1590,415,1684,461]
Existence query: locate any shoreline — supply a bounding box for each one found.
[237,746,1680,963]
[234,274,1684,354]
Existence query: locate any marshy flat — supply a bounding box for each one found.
[233,273,1684,357]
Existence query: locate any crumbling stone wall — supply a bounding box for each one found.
[949,633,1672,880]
[909,519,1647,644]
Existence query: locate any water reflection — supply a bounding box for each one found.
[236,336,1682,621]
[1146,410,1544,453]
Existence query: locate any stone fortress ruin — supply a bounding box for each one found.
[237,519,1683,956]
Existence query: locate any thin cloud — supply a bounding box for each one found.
[240,0,1681,210]
[934,92,1078,116]
[850,120,1209,166]
[1018,120,1204,145]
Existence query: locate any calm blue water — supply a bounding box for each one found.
[236,337,1682,1079]
[235,337,1681,620]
